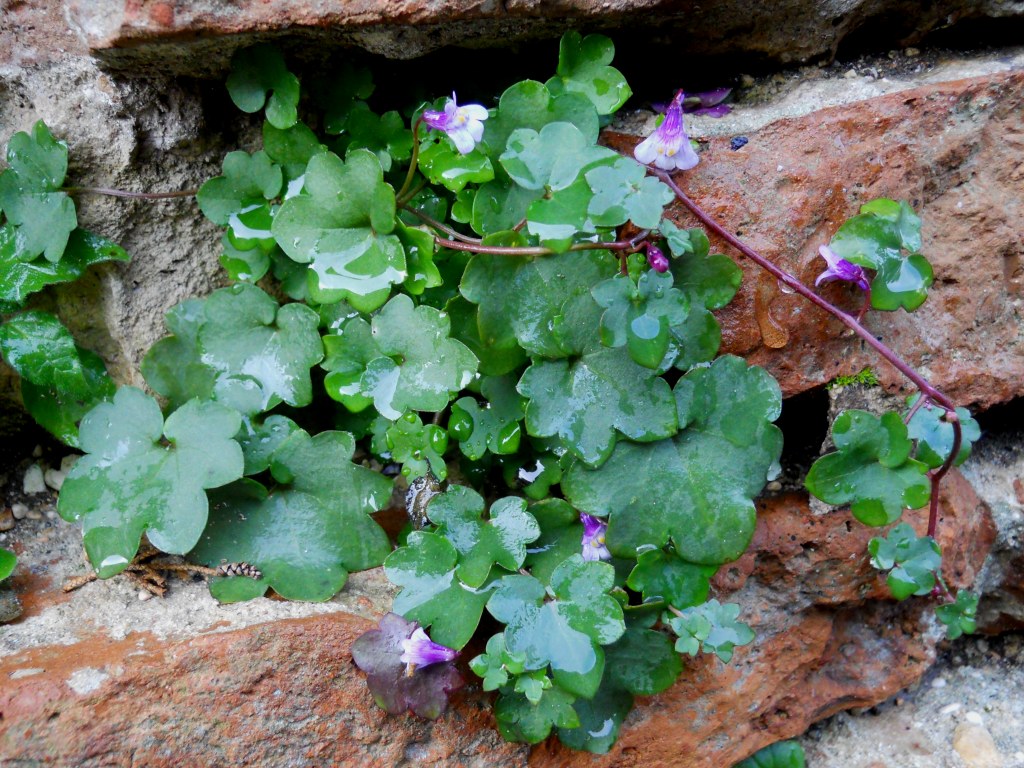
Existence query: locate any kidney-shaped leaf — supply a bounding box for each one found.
[57,387,243,577]
[191,429,393,602]
[564,356,782,563]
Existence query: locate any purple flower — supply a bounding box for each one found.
[645,243,670,273]
[684,88,733,118]
[421,93,488,155]
[634,91,700,171]
[580,513,612,562]
[815,245,871,292]
[400,627,458,672]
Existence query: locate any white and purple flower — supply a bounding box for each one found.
[634,91,700,172]
[400,626,458,674]
[580,513,612,562]
[815,244,871,292]
[421,93,489,155]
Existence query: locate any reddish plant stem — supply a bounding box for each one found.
[433,229,650,258]
[62,186,197,200]
[400,204,483,244]
[655,169,963,538]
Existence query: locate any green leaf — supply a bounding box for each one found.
[262,120,326,172]
[219,235,271,283]
[585,158,673,229]
[592,270,689,369]
[499,122,617,193]
[427,486,540,588]
[905,394,980,469]
[0,310,90,395]
[523,498,583,584]
[21,346,115,447]
[312,64,375,134]
[450,374,526,460]
[663,237,742,370]
[524,177,596,252]
[660,221,709,259]
[341,103,413,172]
[734,740,807,768]
[936,590,978,640]
[805,410,931,526]
[197,284,324,411]
[666,599,754,663]
[196,150,282,226]
[470,632,528,692]
[482,80,599,160]
[495,687,579,744]
[829,199,932,311]
[519,345,679,467]
[442,295,528,377]
[0,547,15,582]
[867,522,941,600]
[470,175,544,236]
[236,414,299,475]
[417,135,494,193]
[272,150,404,309]
[0,226,129,312]
[460,248,609,359]
[226,44,300,129]
[605,623,683,696]
[57,387,243,577]
[323,294,477,419]
[556,684,633,753]
[564,356,782,563]
[550,31,632,116]
[487,555,625,675]
[0,121,76,263]
[141,299,217,410]
[191,429,393,602]
[370,411,448,480]
[626,548,715,608]
[395,220,441,296]
[384,530,493,650]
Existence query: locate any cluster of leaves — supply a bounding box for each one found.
[0,29,982,757]
[0,122,127,446]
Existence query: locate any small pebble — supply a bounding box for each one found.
[45,509,58,520]
[931,677,947,688]
[138,590,153,602]
[60,455,79,473]
[11,503,28,520]
[940,702,962,715]
[965,711,984,725]
[766,481,782,491]
[31,444,43,458]
[22,463,47,495]
[25,508,43,521]
[44,468,66,492]
[730,136,749,151]
[905,47,920,57]
[0,508,13,532]
[952,722,1004,768]
[844,68,859,79]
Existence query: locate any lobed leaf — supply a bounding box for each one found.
[191,429,393,602]
[564,356,782,563]
[805,410,931,526]
[449,374,526,460]
[427,486,540,588]
[905,394,980,469]
[666,599,754,663]
[550,31,632,116]
[226,44,300,129]
[58,387,244,577]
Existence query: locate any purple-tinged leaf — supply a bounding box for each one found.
[352,612,464,719]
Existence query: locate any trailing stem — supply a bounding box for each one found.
[652,169,962,539]
[62,186,197,200]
